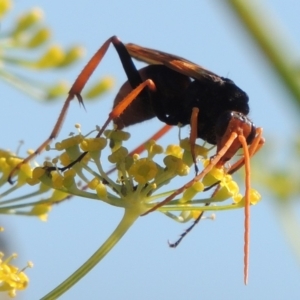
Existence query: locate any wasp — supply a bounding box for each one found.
[8,36,264,284]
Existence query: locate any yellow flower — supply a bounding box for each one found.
[233,189,262,205]
[84,77,114,99]
[30,203,52,221]
[202,162,225,186]
[128,158,158,184]
[80,137,107,152]
[165,144,183,159]
[13,8,44,35]
[35,45,65,68]
[212,176,239,201]
[0,252,32,298]
[145,140,164,158]
[0,0,12,19]
[180,181,204,203]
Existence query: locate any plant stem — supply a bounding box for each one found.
[41,208,139,300]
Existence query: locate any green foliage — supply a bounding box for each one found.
[0,0,113,101]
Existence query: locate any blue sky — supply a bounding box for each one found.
[1,1,300,299]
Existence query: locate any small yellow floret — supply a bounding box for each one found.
[30,203,52,221]
[163,155,189,176]
[0,252,31,298]
[165,144,183,158]
[80,137,107,152]
[128,158,158,184]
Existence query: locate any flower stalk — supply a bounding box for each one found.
[41,208,139,300]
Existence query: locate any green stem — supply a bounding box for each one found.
[0,198,59,211]
[0,190,45,206]
[1,55,35,67]
[0,68,46,100]
[41,208,139,300]
[159,202,243,212]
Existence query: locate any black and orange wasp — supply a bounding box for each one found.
[8,36,264,284]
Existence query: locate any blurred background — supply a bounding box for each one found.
[1,0,300,299]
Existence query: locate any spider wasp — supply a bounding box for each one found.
[8,36,264,284]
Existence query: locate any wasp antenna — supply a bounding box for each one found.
[238,133,251,285]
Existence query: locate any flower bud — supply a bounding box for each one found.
[26,27,51,48]
[46,81,69,99]
[80,137,107,152]
[35,45,64,68]
[84,77,114,99]
[180,182,204,203]
[58,46,85,67]
[13,8,43,35]
[0,0,12,19]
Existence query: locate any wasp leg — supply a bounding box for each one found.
[7,36,145,183]
[58,79,156,172]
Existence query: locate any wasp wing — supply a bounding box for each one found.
[126,43,223,83]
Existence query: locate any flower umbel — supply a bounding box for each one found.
[32,127,229,217]
[0,121,261,298]
[0,148,67,221]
